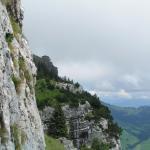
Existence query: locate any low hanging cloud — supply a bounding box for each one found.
[117,89,132,99]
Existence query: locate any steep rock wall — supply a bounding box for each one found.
[0,0,45,149]
[40,103,121,150]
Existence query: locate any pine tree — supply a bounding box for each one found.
[48,104,67,138]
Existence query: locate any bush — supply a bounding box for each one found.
[5,32,14,43]
[11,75,21,94]
[11,124,21,150]
[85,112,94,121]
[74,82,80,88]
[91,138,109,150]
[48,104,67,138]
[10,16,22,38]
[45,134,65,150]
[18,57,32,83]
[1,0,11,6]
[106,122,122,139]
[19,57,26,72]
[0,115,8,144]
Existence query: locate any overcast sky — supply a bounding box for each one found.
[22,0,150,107]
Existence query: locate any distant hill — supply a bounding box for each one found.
[107,104,150,150]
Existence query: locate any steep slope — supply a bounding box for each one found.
[0,0,45,149]
[33,55,122,150]
[108,105,150,150]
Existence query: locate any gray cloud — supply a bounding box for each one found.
[22,0,150,106]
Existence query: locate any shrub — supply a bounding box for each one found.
[91,138,109,150]
[45,134,65,150]
[74,82,80,88]
[1,0,11,6]
[48,104,67,138]
[85,112,94,121]
[5,32,14,43]
[0,114,8,144]
[24,70,32,83]
[11,124,21,150]
[11,75,21,93]
[18,57,32,83]
[106,122,122,139]
[10,124,27,150]
[19,57,26,72]
[10,16,22,38]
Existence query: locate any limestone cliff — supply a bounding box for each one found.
[34,55,122,150]
[0,0,45,149]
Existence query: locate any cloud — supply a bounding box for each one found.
[22,0,150,106]
[122,74,140,88]
[117,89,132,99]
[57,61,113,82]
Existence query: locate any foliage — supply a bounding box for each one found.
[11,75,21,94]
[5,32,14,43]
[10,124,27,150]
[35,79,80,109]
[35,55,122,141]
[85,112,94,121]
[35,78,122,138]
[10,16,22,38]
[93,106,112,122]
[1,0,11,6]
[74,82,80,88]
[106,121,122,139]
[24,69,32,83]
[91,138,110,150]
[0,114,8,144]
[48,104,67,138]
[19,57,32,84]
[19,57,26,72]
[45,134,65,150]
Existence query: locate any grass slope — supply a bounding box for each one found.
[45,135,65,150]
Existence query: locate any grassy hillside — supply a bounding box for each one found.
[45,135,65,150]
[107,105,150,150]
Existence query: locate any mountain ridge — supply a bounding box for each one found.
[33,54,122,150]
[106,103,150,150]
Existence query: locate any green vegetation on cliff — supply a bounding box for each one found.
[34,55,122,149]
[48,104,68,138]
[45,135,65,150]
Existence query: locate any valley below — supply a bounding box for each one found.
[108,104,150,150]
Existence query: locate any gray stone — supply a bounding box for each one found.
[0,1,45,149]
[40,102,121,150]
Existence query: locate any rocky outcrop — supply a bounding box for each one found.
[40,102,121,150]
[0,0,45,149]
[55,82,83,94]
[33,55,58,79]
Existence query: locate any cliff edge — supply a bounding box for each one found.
[0,0,45,149]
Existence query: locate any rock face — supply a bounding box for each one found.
[40,102,121,150]
[55,82,83,94]
[33,55,58,79]
[0,0,45,149]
